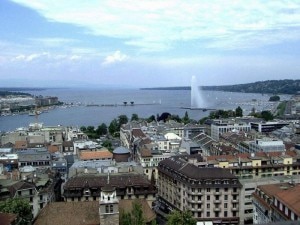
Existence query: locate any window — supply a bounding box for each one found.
[207,204,210,209]
[224,195,228,200]
[110,205,113,213]
[105,205,109,213]
[207,196,210,201]
[207,188,210,192]
[224,203,227,208]
[207,212,210,217]
[224,211,228,217]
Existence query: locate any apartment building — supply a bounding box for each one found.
[157,156,242,224]
[201,150,299,179]
[252,182,300,224]
[189,151,300,224]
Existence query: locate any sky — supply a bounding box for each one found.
[0,0,300,88]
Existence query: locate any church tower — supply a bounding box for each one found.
[99,174,119,225]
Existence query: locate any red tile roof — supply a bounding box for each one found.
[79,150,113,160]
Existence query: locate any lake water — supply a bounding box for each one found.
[0,88,291,132]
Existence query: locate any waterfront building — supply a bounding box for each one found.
[157,156,242,224]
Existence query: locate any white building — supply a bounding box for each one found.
[248,138,285,153]
[211,120,251,141]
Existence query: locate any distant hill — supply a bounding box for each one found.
[141,79,300,95]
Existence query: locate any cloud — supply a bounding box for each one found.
[29,38,76,47]
[11,0,300,51]
[102,51,128,65]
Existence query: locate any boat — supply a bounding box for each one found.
[28,110,42,116]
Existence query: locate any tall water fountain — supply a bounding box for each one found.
[191,76,205,109]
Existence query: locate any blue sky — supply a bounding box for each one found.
[0,0,300,88]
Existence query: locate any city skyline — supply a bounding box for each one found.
[1,0,300,88]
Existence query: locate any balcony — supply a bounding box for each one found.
[232,207,238,211]
[232,199,238,203]
[214,208,221,211]
[214,200,221,204]
[214,191,221,195]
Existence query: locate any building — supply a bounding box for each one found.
[63,173,156,207]
[79,148,113,161]
[250,121,289,133]
[211,120,251,141]
[157,156,242,224]
[17,149,51,169]
[248,138,285,153]
[33,198,156,225]
[252,182,300,224]
[201,150,299,180]
[113,146,131,162]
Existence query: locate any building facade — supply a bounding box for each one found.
[157,156,242,224]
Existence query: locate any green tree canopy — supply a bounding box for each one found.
[80,126,86,132]
[235,106,243,117]
[86,126,95,133]
[131,113,139,121]
[260,110,274,121]
[109,119,119,137]
[120,200,146,225]
[119,115,129,126]
[167,210,196,225]
[102,140,112,151]
[269,95,280,101]
[146,115,156,123]
[96,123,108,135]
[182,111,190,124]
[0,198,32,225]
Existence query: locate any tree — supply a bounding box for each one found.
[147,115,156,123]
[182,111,190,124]
[118,114,128,126]
[269,95,280,101]
[0,198,32,225]
[235,106,243,117]
[120,200,146,225]
[102,140,112,151]
[167,210,196,225]
[131,113,139,121]
[169,114,181,123]
[109,119,119,136]
[96,123,107,135]
[86,126,95,133]
[158,112,171,122]
[80,126,86,132]
[261,110,274,121]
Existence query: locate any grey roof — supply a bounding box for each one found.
[113,146,130,154]
[17,149,51,162]
[159,156,237,180]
